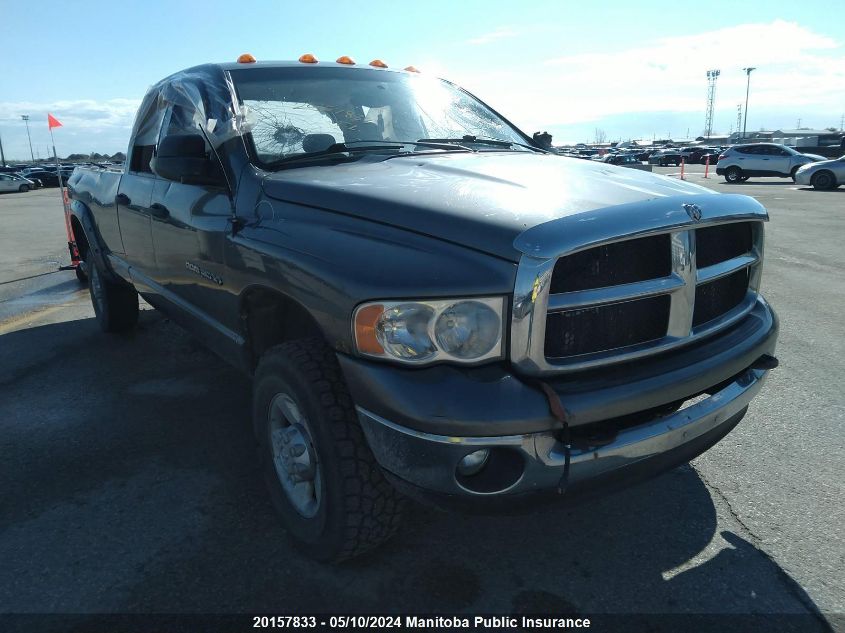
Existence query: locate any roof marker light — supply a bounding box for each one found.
[369,59,388,68]
[404,65,420,73]
[336,55,356,65]
[237,53,256,64]
[299,53,319,63]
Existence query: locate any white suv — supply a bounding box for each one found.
[716,143,824,183]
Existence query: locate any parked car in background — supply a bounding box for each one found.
[716,143,825,183]
[11,173,40,188]
[0,173,36,193]
[648,149,682,166]
[600,153,641,166]
[793,155,845,190]
[683,147,720,164]
[699,149,722,166]
[21,170,61,187]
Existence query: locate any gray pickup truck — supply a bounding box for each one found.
[68,56,778,562]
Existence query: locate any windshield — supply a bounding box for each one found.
[229,67,531,169]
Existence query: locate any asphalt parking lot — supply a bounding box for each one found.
[0,169,842,630]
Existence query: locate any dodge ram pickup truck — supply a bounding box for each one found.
[68,56,779,562]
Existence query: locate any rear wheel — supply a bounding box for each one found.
[254,338,404,562]
[18,184,30,193]
[811,171,837,191]
[88,258,138,332]
[724,166,743,183]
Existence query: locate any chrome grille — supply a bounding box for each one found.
[511,204,767,377]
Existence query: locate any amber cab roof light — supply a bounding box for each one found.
[404,65,420,73]
[237,53,256,64]
[369,59,388,68]
[336,55,356,65]
[299,53,319,64]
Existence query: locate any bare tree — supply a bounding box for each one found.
[594,128,607,144]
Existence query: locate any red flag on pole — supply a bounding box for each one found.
[47,113,63,129]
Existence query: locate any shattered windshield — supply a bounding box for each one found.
[228,66,530,168]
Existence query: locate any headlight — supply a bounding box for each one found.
[353,297,505,365]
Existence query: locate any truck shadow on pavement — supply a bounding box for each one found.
[0,311,831,631]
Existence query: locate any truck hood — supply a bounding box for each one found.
[261,152,717,262]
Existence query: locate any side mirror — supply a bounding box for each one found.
[151,133,220,184]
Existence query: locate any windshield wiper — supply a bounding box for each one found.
[417,135,545,153]
[348,139,476,152]
[265,140,473,169]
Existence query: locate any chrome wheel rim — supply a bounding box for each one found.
[268,392,321,518]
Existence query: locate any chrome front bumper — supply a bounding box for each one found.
[358,366,769,499]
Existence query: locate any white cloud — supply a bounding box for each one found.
[0,98,140,130]
[0,98,141,159]
[467,26,519,45]
[449,20,845,139]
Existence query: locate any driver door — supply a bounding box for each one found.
[149,104,234,354]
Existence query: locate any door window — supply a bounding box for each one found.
[129,92,166,174]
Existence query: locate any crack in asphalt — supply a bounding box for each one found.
[696,467,833,630]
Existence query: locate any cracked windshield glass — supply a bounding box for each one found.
[230,68,529,166]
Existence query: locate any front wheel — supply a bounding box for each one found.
[18,184,30,193]
[724,166,743,183]
[811,171,837,190]
[88,259,138,332]
[254,339,404,562]
[790,166,800,182]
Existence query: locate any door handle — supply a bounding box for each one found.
[150,203,170,219]
[116,193,131,205]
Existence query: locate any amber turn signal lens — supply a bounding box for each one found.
[354,304,385,355]
[369,59,388,68]
[299,53,319,63]
[336,55,356,65]
[237,53,256,64]
[404,65,420,73]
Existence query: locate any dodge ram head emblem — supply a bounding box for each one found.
[683,203,703,221]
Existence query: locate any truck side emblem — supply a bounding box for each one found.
[186,261,224,286]
[683,203,702,222]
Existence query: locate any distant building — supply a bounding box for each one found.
[729,129,843,147]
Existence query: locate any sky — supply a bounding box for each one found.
[0,0,843,159]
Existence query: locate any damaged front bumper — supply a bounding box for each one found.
[341,297,778,509]
[356,365,768,506]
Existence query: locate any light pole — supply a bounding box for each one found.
[21,115,35,162]
[705,69,720,139]
[742,67,755,140]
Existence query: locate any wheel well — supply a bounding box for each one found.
[241,288,325,370]
[70,216,90,259]
[812,169,835,180]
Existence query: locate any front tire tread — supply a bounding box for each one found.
[255,339,404,562]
